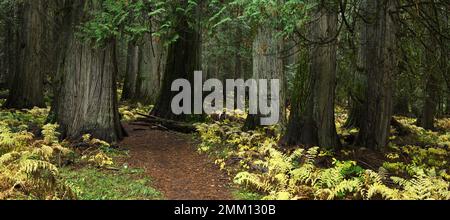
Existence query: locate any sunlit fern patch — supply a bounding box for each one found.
[196,111,450,200]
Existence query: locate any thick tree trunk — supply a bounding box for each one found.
[121,43,139,101]
[5,0,47,109]
[134,33,166,104]
[310,7,340,148]
[356,0,397,150]
[281,6,340,148]
[151,0,201,120]
[244,26,285,130]
[51,0,123,143]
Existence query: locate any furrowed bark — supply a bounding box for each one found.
[281,5,340,148]
[151,0,201,120]
[121,43,139,101]
[244,26,285,130]
[51,0,124,143]
[356,0,397,150]
[134,33,166,104]
[5,0,48,109]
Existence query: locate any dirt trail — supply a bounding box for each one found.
[119,123,233,200]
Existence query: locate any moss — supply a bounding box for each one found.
[60,166,162,200]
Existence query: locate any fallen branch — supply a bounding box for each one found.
[134,114,197,133]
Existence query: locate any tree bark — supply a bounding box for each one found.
[419,62,439,130]
[51,0,124,143]
[419,2,446,128]
[5,0,48,109]
[151,0,201,120]
[243,26,285,130]
[121,43,139,101]
[281,5,340,148]
[134,33,166,104]
[356,0,397,150]
[1,3,19,91]
[394,94,410,116]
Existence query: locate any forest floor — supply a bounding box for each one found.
[118,123,234,200]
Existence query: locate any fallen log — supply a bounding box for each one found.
[134,114,197,133]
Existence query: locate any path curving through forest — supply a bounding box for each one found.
[119,123,233,200]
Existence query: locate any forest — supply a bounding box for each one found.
[0,0,449,201]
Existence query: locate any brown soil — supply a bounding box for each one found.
[119,123,234,200]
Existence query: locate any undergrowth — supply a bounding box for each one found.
[0,107,160,200]
[196,110,450,200]
[60,166,162,200]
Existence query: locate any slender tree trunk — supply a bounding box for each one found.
[356,0,397,150]
[418,3,442,130]
[51,0,123,143]
[121,43,139,101]
[345,2,366,129]
[151,0,201,120]
[394,95,410,116]
[0,27,5,89]
[446,96,450,116]
[134,33,166,104]
[2,4,19,92]
[281,5,340,148]
[419,62,439,130]
[5,0,47,109]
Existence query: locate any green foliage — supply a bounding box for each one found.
[78,0,147,44]
[196,117,450,200]
[0,107,50,130]
[232,189,263,200]
[208,0,312,37]
[0,122,33,154]
[119,103,154,122]
[77,0,200,46]
[0,123,75,200]
[60,167,162,200]
[0,106,161,200]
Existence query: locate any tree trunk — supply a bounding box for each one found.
[244,26,285,130]
[151,0,201,120]
[344,2,366,129]
[394,94,410,116]
[418,3,442,130]
[5,0,47,109]
[51,0,124,143]
[281,6,340,148]
[356,0,397,150]
[1,4,19,91]
[419,66,439,130]
[121,43,139,101]
[134,33,166,104]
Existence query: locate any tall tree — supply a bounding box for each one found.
[281,3,340,148]
[151,0,201,120]
[134,33,166,104]
[243,26,285,130]
[5,0,49,108]
[418,2,447,129]
[51,0,124,142]
[121,43,139,101]
[356,0,398,150]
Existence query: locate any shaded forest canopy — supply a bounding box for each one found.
[0,0,449,200]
